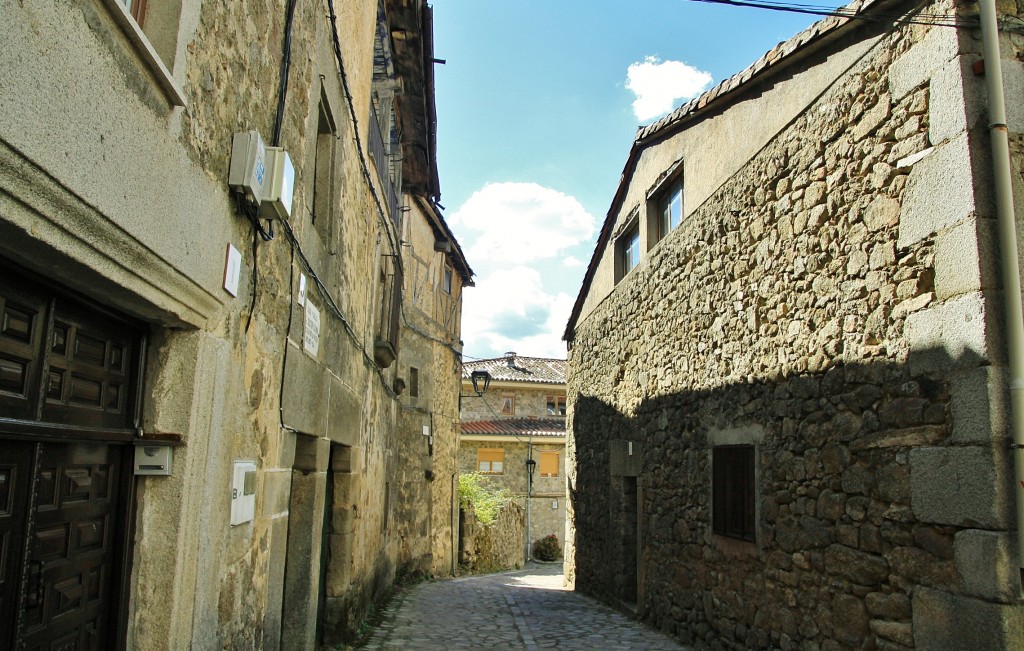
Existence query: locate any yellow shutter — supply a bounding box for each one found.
[539,450,559,477]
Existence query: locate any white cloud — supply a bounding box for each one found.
[449,182,595,359]
[626,56,713,122]
[448,182,596,269]
[461,266,572,359]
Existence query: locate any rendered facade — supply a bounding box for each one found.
[565,0,1024,648]
[0,0,470,647]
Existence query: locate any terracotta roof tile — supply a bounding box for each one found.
[463,354,566,384]
[461,418,566,438]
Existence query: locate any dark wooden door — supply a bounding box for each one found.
[0,263,140,650]
[17,442,123,651]
[0,442,34,647]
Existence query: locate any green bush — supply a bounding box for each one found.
[532,534,562,561]
[458,473,511,525]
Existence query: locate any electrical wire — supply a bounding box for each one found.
[280,220,402,400]
[326,0,405,275]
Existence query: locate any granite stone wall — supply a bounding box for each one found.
[459,502,526,573]
[568,4,1024,649]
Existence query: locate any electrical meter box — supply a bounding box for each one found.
[228,131,268,205]
[230,461,258,526]
[258,147,295,220]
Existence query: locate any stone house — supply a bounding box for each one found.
[0,0,470,648]
[564,0,1024,648]
[460,353,568,555]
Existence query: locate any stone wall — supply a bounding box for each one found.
[459,440,567,552]
[0,0,461,648]
[460,386,563,421]
[459,502,526,573]
[568,2,1024,649]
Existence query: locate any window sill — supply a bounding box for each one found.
[712,533,758,557]
[102,0,187,107]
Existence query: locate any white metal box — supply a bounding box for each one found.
[258,147,295,220]
[230,461,258,525]
[228,131,268,205]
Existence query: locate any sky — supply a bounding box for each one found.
[431,0,839,361]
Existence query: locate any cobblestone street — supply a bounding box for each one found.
[360,563,689,650]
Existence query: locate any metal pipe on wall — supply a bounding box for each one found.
[978,0,1024,584]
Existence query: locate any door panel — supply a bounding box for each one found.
[18,442,121,650]
[0,442,34,650]
[1,262,140,650]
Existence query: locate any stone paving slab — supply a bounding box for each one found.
[360,563,689,650]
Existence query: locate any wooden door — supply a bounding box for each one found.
[17,442,123,651]
[0,263,140,650]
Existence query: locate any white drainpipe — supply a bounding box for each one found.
[978,0,1024,582]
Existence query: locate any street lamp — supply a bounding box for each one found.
[469,370,491,395]
[525,453,536,562]
[459,370,492,410]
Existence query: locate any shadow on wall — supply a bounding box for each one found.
[570,345,1022,650]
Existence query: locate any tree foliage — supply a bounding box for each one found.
[458,472,511,525]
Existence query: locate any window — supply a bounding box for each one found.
[539,451,560,478]
[443,265,453,294]
[121,0,147,26]
[712,445,756,542]
[478,448,505,474]
[409,367,419,397]
[614,221,640,283]
[546,395,566,416]
[657,180,683,240]
[499,393,515,416]
[102,0,186,106]
[373,259,402,368]
[312,92,337,243]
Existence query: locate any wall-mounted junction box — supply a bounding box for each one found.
[134,445,173,476]
[228,131,268,205]
[230,461,258,526]
[258,147,295,220]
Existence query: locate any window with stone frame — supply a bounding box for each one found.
[409,366,419,397]
[101,0,186,106]
[539,450,559,478]
[546,394,566,416]
[712,445,755,542]
[614,218,640,283]
[121,0,147,26]
[656,179,683,241]
[312,90,338,244]
[477,448,505,474]
[498,393,515,416]
[373,258,402,368]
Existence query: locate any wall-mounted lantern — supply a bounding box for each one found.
[459,369,492,410]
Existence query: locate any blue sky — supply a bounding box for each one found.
[431,0,837,360]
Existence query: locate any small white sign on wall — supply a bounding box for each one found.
[230,461,257,526]
[303,299,321,357]
[223,244,242,297]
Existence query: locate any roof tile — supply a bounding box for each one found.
[461,418,566,438]
[463,354,566,384]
